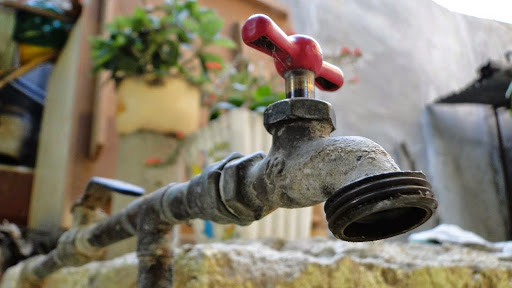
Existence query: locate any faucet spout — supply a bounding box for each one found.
[218,98,437,241]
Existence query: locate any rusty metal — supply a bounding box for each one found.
[263,98,336,133]
[17,177,144,287]
[12,14,437,288]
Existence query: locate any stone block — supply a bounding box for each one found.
[172,238,512,288]
[2,239,512,288]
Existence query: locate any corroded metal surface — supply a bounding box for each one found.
[16,178,144,287]
[263,98,336,132]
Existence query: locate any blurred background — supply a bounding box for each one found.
[0,0,511,280]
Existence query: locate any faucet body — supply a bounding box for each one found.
[218,101,401,222]
[154,103,401,226]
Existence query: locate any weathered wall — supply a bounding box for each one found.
[423,104,508,241]
[276,0,512,237]
[277,0,512,154]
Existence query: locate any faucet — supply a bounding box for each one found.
[184,14,437,241]
[15,14,437,288]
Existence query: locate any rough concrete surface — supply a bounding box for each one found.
[3,238,511,288]
[173,238,512,288]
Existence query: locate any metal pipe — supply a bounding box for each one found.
[16,111,425,287]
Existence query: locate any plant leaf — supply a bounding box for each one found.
[210,37,237,49]
[253,85,272,101]
[198,11,223,41]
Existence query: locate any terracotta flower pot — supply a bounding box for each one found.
[116,77,200,135]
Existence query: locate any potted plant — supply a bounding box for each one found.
[204,58,286,120]
[90,0,235,135]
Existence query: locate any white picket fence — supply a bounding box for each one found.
[184,108,312,241]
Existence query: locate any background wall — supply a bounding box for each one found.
[278,0,511,165]
[276,0,512,239]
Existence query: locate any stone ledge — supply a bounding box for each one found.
[2,238,512,288]
[173,238,512,288]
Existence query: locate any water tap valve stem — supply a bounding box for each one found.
[285,70,315,99]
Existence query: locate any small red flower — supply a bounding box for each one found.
[145,157,162,166]
[205,62,222,70]
[340,46,351,55]
[353,48,362,56]
[349,76,360,83]
[175,132,185,139]
[208,94,217,101]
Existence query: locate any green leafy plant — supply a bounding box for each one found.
[90,0,236,85]
[205,58,286,120]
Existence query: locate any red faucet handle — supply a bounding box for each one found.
[241,14,293,61]
[242,14,344,92]
[316,62,344,91]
